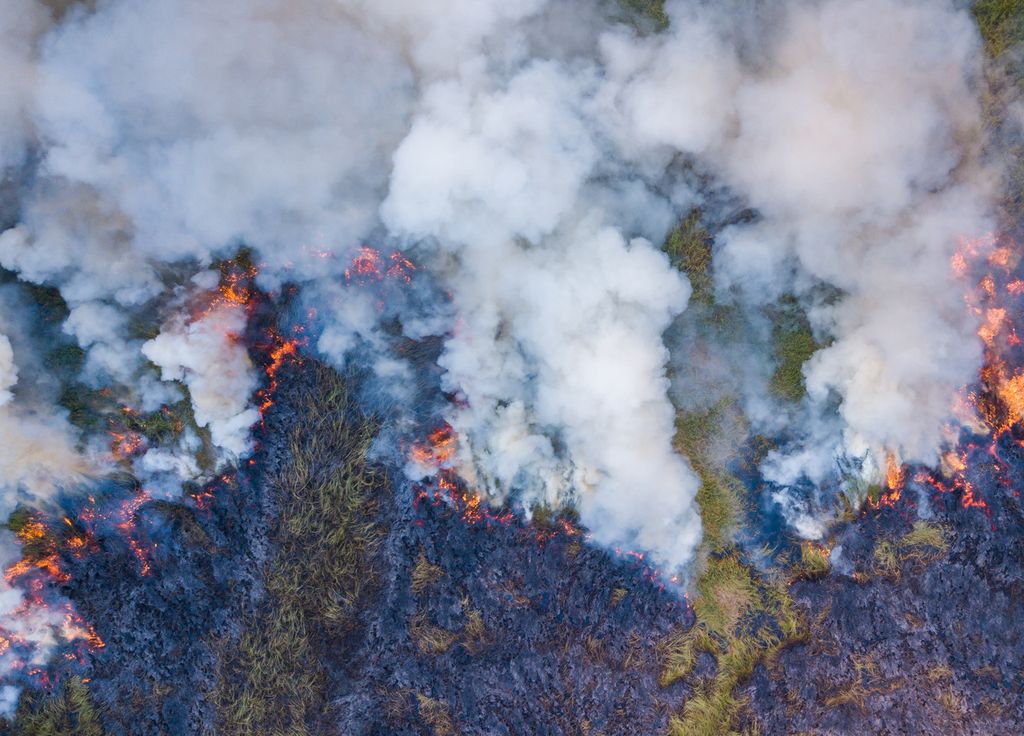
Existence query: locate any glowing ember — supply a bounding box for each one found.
[409,423,457,468]
[344,246,416,285]
[256,332,305,419]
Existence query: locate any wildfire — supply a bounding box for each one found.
[343,246,416,285]
[255,329,305,420]
[409,423,457,468]
[109,430,144,461]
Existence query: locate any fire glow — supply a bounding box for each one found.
[875,235,1024,518]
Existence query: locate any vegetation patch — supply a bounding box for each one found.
[416,694,455,736]
[618,0,669,31]
[793,542,831,581]
[663,555,805,735]
[973,0,1024,58]
[673,402,744,552]
[214,362,384,736]
[5,677,105,736]
[411,553,445,595]
[664,210,715,306]
[767,297,822,404]
[872,522,949,580]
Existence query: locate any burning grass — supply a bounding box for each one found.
[7,677,104,736]
[793,542,831,581]
[215,362,384,736]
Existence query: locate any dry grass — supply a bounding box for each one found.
[411,553,445,594]
[416,694,455,736]
[411,615,458,655]
[872,540,901,580]
[899,522,948,564]
[823,654,902,711]
[6,677,105,736]
[215,362,384,736]
[872,522,949,581]
[793,542,830,581]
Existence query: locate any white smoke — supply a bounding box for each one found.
[603,0,995,523]
[0,0,1004,611]
[142,298,258,457]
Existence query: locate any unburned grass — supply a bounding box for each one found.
[6,677,105,736]
[663,210,714,305]
[215,362,384,736]
[673,403,744,552]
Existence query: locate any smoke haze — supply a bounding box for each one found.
[0,0,1008,700]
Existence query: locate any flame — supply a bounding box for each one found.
[256,333,304,419]
[343,246,416,285]
[109,430,144,461]
[409,423,457,468]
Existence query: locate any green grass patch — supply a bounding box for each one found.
[5,677,105,736]
[214,362,384,736]
[662,555,806,735]
[617,0,669,30]
[674,403,744,552]
[765,295,825,404]
[663,210,714,306]
[974,0,1024,58]
[693,555,757,638]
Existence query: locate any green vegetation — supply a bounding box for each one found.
[973,0,1024,58]
[664,211,715,306]
[673,402,744,552]
[22,283,70,325]
[6,677,105,736]
[693,555,756,637]
[766,297,822,403]
[872,522,949,580]
[618,0,669,31]
[215,362,384,736]
[662,555,805,735]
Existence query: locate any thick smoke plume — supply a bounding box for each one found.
[0,0,1005,699]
